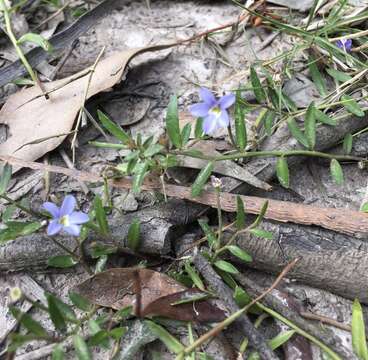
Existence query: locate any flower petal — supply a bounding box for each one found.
[218,110,230,128]
[199,88,216,106]
[47,220,62,236]
[63,224,81,236]
[189,103,211,117]
[219,93,235,109]
[69,211,89,225]
[202,115,218,135]
[60,195,76,216]
[43,202,60,218]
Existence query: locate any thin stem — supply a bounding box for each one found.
[215,187,222,251]
[0,194,39,217]
[0,0,46,96]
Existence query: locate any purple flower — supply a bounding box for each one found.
[336,39,352,52]
[43,195,89,236]
[189,88,235,135]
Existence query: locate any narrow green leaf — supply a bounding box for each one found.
[314,108,336,126]
[276,156,289,188]
[88,330,109,347]
[227,245,252,263]
[10,307,48,337]
[236,195,246,230]
[250,67,266,103]
[143,143,164,158]
[252,201,268,228]
[52,344,65,360]
[132,161,149,194]
[326,68,352,83]
[185,261,205,290]
[73,335,91,360]
[308,57,327,96]
[94,255,108,273]
[352,299,368,360]
[195,118,204,138]
[166,95,182,149]
[330,159,344,185]
[127,219,140,251]
[46,294,66,331]
[114,306,133,321]
[97,110,130,144]
[235,90,247,150]
[343,133,353,154]
[109,327,127,340]
[181,123,192,146]
[0,221,42,244]
[287,118,309,148]
[145,320,184,354]
[234,286,252,308]
[249,228,273,239]
[18,33,52,52]
[94,195,109,236]
[341,95,365,117]
[198,219,217,248]
[361,202,368,213]
[264,110,275,136]
[305,103,316,149]
[48,255,78,268]
[69,292,92,312]
[214,260,239,274]
[48,294,77,323]
[0,163,12,195]
[191,162,214,197]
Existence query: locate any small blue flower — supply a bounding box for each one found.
[189,88,235,135]
[43,195,89,236]
[336,38,352,52]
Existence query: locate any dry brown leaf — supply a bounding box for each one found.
[74,268,225,322]
[0,44,174,171]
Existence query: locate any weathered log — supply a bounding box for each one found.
[231,220,368,304]
[0,200,201,272]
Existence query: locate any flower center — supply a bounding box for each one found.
[59,215,70,226]
[209,106,222,117]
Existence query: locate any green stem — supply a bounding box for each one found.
[0,0,42,89]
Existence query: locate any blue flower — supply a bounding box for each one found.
[43,195,89,236]
[189,88,235,135]
[336,39,352,52]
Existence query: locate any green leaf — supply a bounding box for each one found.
[314,108,336,126]
[198,219,217,248]
[69,292,92,312]
[48,255,78,268]
[235,90,247,150]
[326,68,352,83]
[361,202,368,213]
[264,110,275,136]
[46,294,66,331]
[2,204,16,222]
[52,344,65,360]
[114,306,133,321]
[143,143,164,158]
[185,261,205,290]
[97,110,130,144]
[127,219,140,251]
[305,103,316,149]
[287,118,309,148]
[145,320,184,354]
[308,56,327,96]
[181,123,192,146]
[0,221,42,244]
[236,195,246,230]
[132,161,149,194]
[251,201,268,228]
[276,156,289,188]
[73,335,91,360]
[109,327,127,340]
[214,260,239,274]
[330,159,344,185]
[47,293,76,323]
[93,195,109,236]
[94,255,108,273]
[233,286,252,308]
[195,118,204,138]
[166,95,182,149]
[343,133,353,154]
[191,162,214,197]
[352,299,368,360]
[0,163,12,195]
[88,330,109,347]
[227,245,252,262]
[17,33,52,52]
[341,95,365,117]
[250,67,266,103]
[10,307,48,337]
[249,228,273,239]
